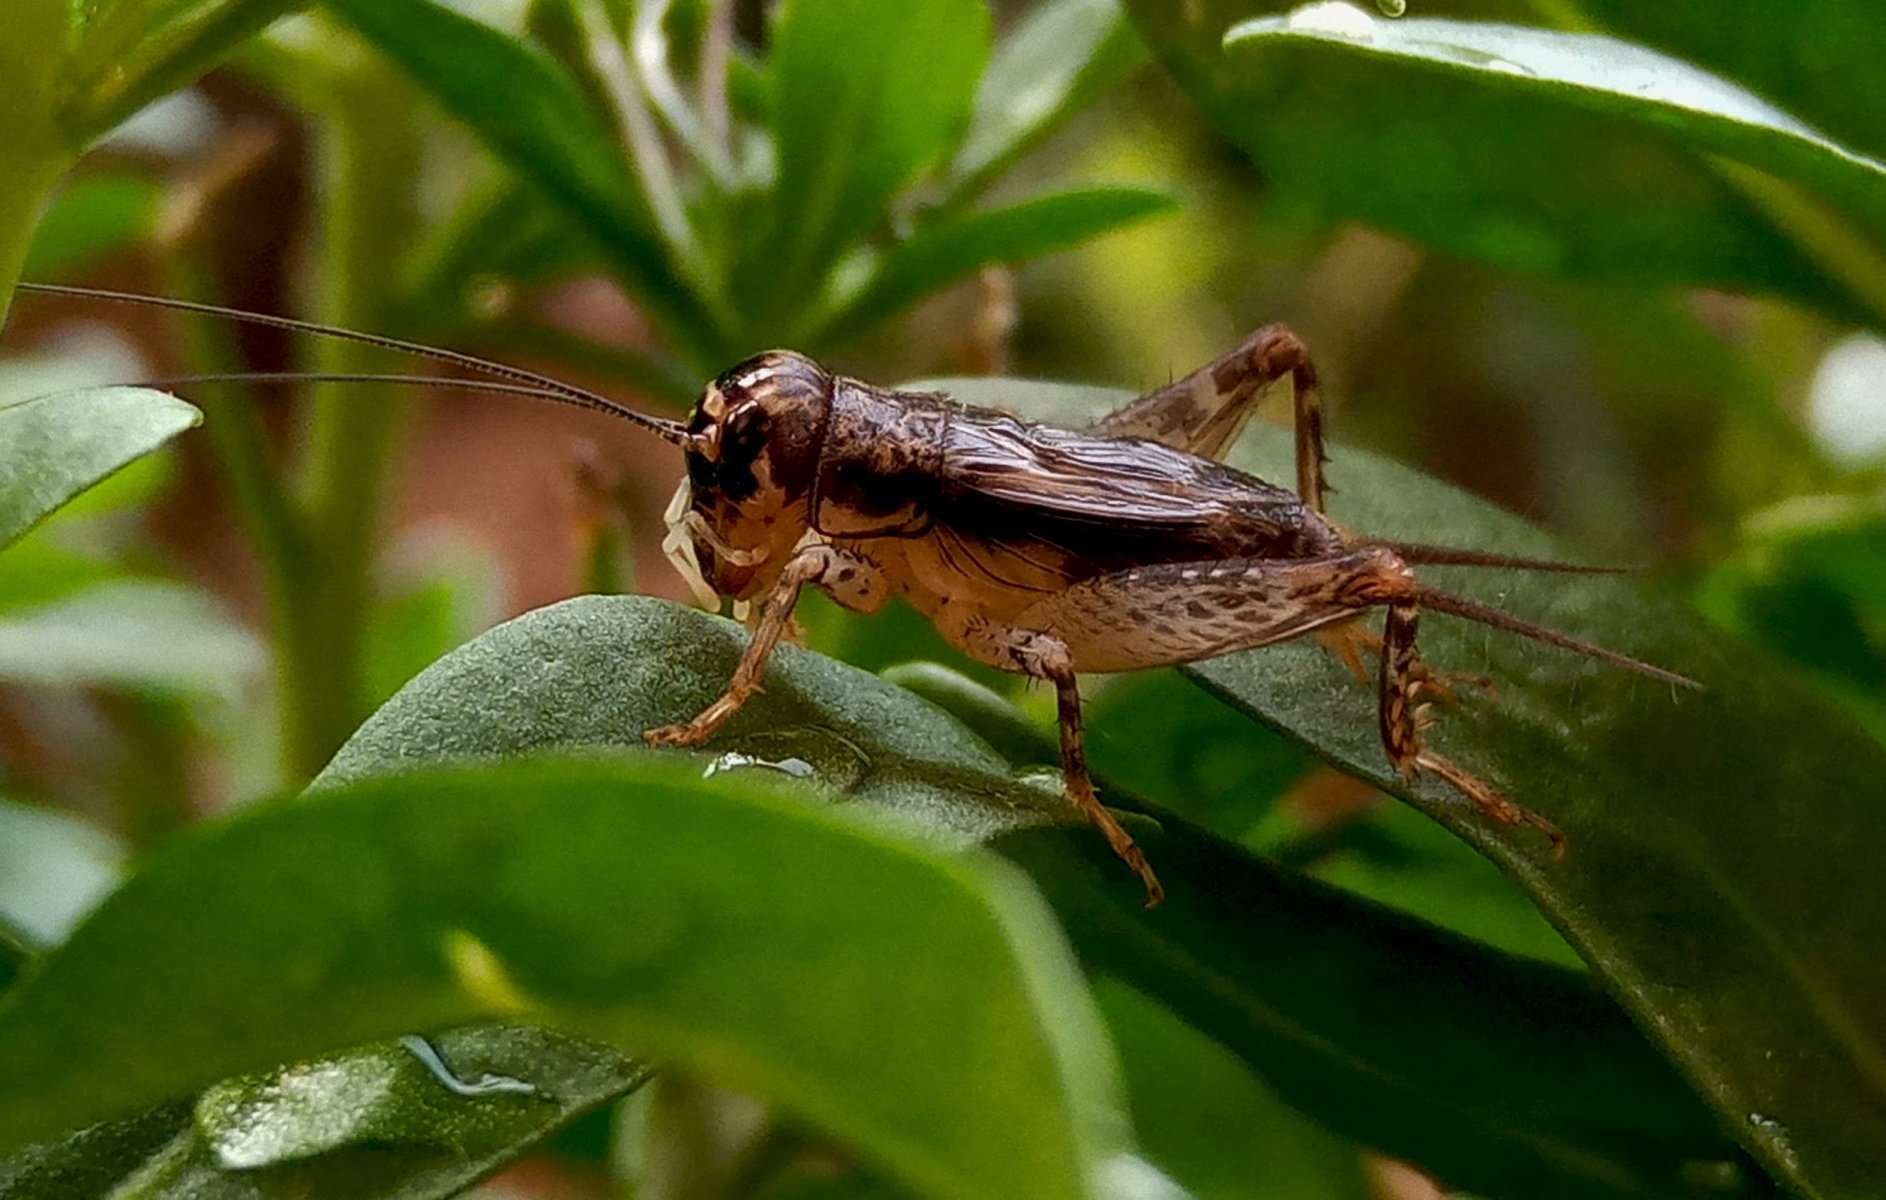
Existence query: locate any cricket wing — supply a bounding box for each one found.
[933,410,1324,571]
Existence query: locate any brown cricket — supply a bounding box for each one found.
[18,284,1698,906]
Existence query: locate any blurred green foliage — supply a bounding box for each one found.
[3,1,1886,1198]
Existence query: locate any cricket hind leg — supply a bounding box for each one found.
[1377,599,1564,855]
[1093,324,1331,512]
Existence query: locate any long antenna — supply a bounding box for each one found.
[1417,585,1701,689]
[133,371,623,406]
[15,282,693,444]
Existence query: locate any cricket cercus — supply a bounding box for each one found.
[19,286,1698,906]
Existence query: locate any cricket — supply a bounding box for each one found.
[18,282,1698,907]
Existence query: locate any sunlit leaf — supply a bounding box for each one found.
[0,386,199,551]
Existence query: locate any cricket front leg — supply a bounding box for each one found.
[644,545,885,748]
[1093,324,1330,511]
[1377,599,1563,854]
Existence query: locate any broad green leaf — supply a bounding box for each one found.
[316,0,722,360]
[944,0,1148,205]
[765,0,991,302]
[311,596,1737,1197]
[0,581,263,701]
[1126,2,1886,324]
[0,755,1127,1200]
[1564,0,1886,166]
[813,187,1178,346]
[101,1026,648,1200]
[0,386,199,551]
[0,798,123,947]
[936,373,1886,1200]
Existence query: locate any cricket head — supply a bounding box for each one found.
[663,350,831,605]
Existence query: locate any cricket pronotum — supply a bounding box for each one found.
[16,283,1699,906]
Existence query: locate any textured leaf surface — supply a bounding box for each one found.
[311,596,1736,1198]
[0,386,199,550]
[933,374,1886,1200]
[0,755,1124,1200]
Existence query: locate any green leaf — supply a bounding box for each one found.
[813,187,1178,347]
[311,596,1736,1197]
[104,1026,648,1200]
[765,0,992,302]
[20,172,160,281]
[945,0,1147,205]
[0,797,122,948]
[1127,2,1886,323]
[0,754,1128,1200]
[1096,982,1369,1200]
[0,1103,191,1199]
[0,386,199,551]
[998,823,1742,1200]
[316,0,722,361]
[936,373,1886,1200]
[0,581,263,701]
[1565,0,1886,166]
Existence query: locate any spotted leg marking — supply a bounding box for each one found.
[1377,599,1564,855]
[1093,325,1329,512]
[645,545,886,748]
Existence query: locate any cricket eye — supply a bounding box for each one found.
[686,450,717,491]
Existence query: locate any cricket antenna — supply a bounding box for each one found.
[14,282,694,445]
[1416,585,1702,689]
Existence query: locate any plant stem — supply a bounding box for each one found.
[283,67,422,781]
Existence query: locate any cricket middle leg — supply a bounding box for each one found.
[645,545,886,747]
[936,608,1163,906]
[1093,324,1330,512]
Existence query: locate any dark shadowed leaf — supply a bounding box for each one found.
[1126,1,1886,324]
[0,753,1127,1200]
[813,187,1177,346]
[0,386,199,550]
[312,596,1733,1197]
[931,373,1886,1200]
[765,0,991,301]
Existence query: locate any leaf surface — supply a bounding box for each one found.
[0,754,1125,1200]
[1125,1,1886,322]
[0,386,199,551]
